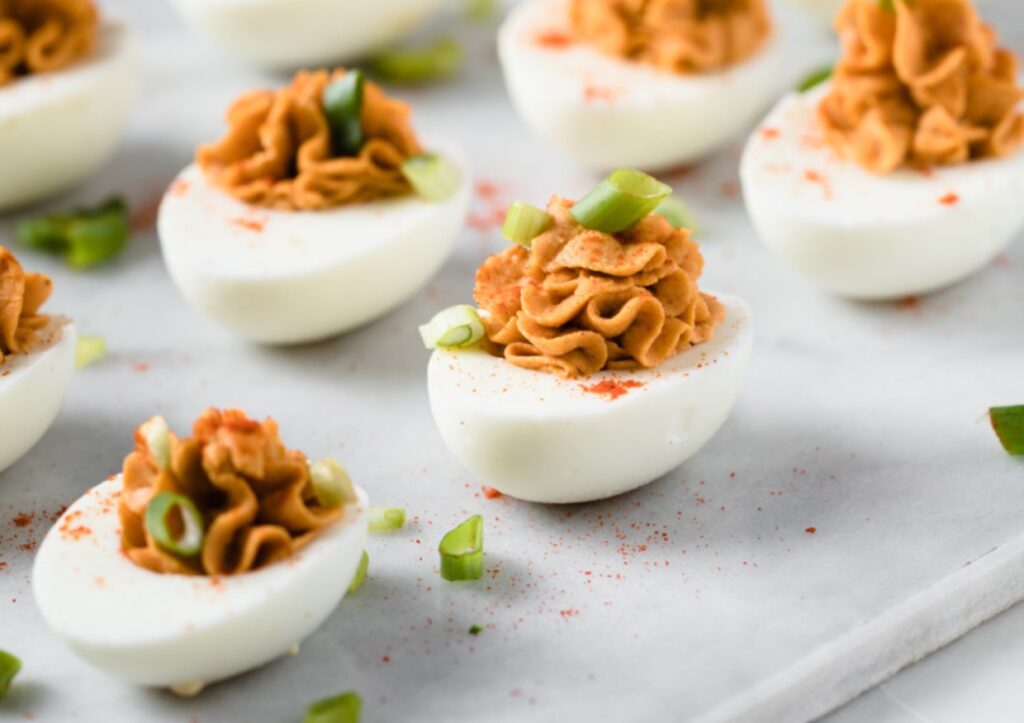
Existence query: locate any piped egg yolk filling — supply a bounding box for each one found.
[197,69,424,211]
[569,0,772,74]
[474,198,724,379]
[819,0,1024,174]
[0,0,97,87]
[0,246,53,364]
[119,408,346,576]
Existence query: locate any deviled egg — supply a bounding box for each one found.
[159,69,469,344]
[34,408,369,691]
[0,0,138,211]
[421,170,753,503]
[498,0,785,170]
[741,0,1024,299]
[0,246,75,474]
[169,0,444,70]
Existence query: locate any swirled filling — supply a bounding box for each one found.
[197,69,424,211]
[569,0,771,74]
[819,0,1024,173]
[474,197,723,378]
[119,408,346,576]
[0,0,97,87]
[0,246,53,365]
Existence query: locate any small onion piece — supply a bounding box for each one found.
[990,406,1024,455]
[75,335,107,369]
[468,624,484,635]
[368,507,406,533]
[419,305,486,350]
[570,168,672,234]
[17,197,129,269]
[502,201,552,247]
[798,65,833,93]
[305,691,363,723]
[347,550,369,594]
[144,492,205,558]
[323,70,366,156]
[139,415,171,470]
[653,197,698,233]
[439,514,484,582]
[371,38,462,86]
[309,459,358,508]
[0,649,20,700]
[401,154,460,201]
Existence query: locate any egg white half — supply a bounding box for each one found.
[0,319,75,475]
[497,0,786,171]
[33,476,369,689]
[740,85,1024,299]
[0,24,139,212]
[158,145,470,344]
[170,0,444,70]
[427,294,752,504]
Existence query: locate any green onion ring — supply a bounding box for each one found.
[145,492,204,558]
[502,201,552,246]
[371,37,462,86]
[439,514,484,582]
[0,649,20,700]
[368,507,406,533]
[309,459,359,508]
[323,70,366,156]
[990,406,1024,455]
[305,691,363,723]
[17,197,129,269]
[653,197,699,233]
[419,305,486,350]
[139,415,171,470]
[570,168,672,234]
[75,335,107,369]
[798,65,834,93]
[401,153,461,201]
[347,550,369,595]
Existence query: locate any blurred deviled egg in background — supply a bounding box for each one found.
[158,68,470,344]
[0,0,138,211]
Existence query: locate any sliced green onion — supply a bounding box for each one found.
[879,0,894,10]
[17,197,129,269]
[502,201,552,246]
[309,459,358,508]
[368,507,406,533]
[401,154,460,201]
[75,334,107,369]
[347,550,369,595]
[798,65,834,92]
[570,169,672,234]
[653,196,699,232]
[323,70,366,157]
[371,38,462,86]
[468,624,484,635]
[990,406,1024,455]
[0,649,20,700]
[419,305,486,350]
[463,0,497,22]
[305,691,362,723]
[439,514,484,582]
[145,492,204,557]
[139,415,171,470]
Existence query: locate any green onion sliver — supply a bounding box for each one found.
[310,459,358,508]
[371,38,462,86]
[468,624,484,635]
[0,649,20,700]
[368,507,406,533]
[570,168,672,234]
[323,70,366,156]
[653,196,699,232]
[419,305,485,350]
[305,691,362,723]
[439,514,484,582]
[347,550,369,595]
[502,201,552,246]
[463,0,497,22]
[990,405,1024,455]
[75,335,107,369]
[139,415,171,470]
[798,65,834,93]
[17,197,129,269]
[145,492,204,557]
[401,153,460,202]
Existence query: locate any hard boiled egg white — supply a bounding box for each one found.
[498,0,785,171]
[158,147,470,344]
[170,0,444,70]
[33,476,369,689]
[0,319,75,474]
[428,294,752,504]
[0,24,138,212]
[783,0,843,29]
[740,85,1024,299]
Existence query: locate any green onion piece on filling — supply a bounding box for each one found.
[798,65,834,93]
[309,459,358,508]
[371,38,462,86]
[305,691,363,723]
[653,196,698,233]
[347,550,369,595]
[439,514,484,582]
[570,168,672,234]
[368,507,406,533]
[17,197,129,269]
[145,492,204,558]
[502,201,552,247]
[401,154,460,201]
[323,69,366,156]
[879,0,894,10]
[75,335,107,369]
[139,415,171,470]
[0,649,20,700]
[990,406,1024,455]
[419,305,486,350]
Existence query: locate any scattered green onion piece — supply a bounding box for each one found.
[305,691,362,723]
[990,406,1024,455]
[502,201,552,247]
[401,154,460,201]
[310,459,358,508]
[570,168,672,234]
[347,550,369,595]
[145,492,204,558]
[419,305,486,350]
[468,624,484,635]
[653,196,699,233]
[139,415,171,470]
[463,0,497,22]
[75,335,107,369]
[798,65,834,92]
[439,514,484,582]
[879,0,894,10]
[17,197,129,269]
[0,649,20,700]
[323,70,366,156]
[368,507,406,533]
[371,38,462,86]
